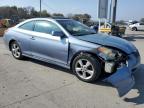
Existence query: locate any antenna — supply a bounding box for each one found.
[40,0,42,17]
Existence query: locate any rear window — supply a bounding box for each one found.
[19,21,34,31]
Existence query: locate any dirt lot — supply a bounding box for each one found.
[0,29,144,108]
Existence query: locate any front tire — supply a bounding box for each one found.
[11,41,23,60]
[132,27,137,31]
[72,53,101,83]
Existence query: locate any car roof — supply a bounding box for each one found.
[14,18,71,27]
[15,18,73,28]
[26,17,71,21]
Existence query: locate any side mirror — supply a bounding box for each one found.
[51,31,65,38]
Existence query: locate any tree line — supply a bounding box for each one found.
[0,6,96,26]
[0,6,51,19]
[1,6,143,26]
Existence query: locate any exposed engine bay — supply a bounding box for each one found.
[97,46,128,73]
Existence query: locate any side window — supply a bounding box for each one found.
[140,23,144,25]
[34,21,62,35]
[19,21,34,31]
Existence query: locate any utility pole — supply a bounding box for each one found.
[112,0,117,24]
[40,0,42,17]
[109,0,112,23]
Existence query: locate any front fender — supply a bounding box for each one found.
[68,43,100,66]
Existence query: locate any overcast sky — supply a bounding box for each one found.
[0,0,144,21]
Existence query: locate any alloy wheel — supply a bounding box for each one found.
[75,59,94,80]
[11,43,21,58]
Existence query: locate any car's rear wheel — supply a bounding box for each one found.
[11,41,23,59]
[72,53,101,83]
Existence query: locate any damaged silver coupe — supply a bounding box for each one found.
[3,18,141,97]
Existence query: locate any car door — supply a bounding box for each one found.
[139,23,144,30]
[30,20,69,64]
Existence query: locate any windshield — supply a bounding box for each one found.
[57,19,96,36]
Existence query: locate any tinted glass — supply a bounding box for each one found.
[19,21,34,31]
[57,19,96,36]
[140,23,144,25]
[34,21,62,34]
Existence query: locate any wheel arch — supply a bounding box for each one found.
[9,39,16,51]
[132,27,137,31]
[69,51,102,70]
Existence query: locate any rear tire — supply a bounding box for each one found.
[72,53,101,83]
[10,41,23,60]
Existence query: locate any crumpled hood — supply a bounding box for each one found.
[76,34,137,54]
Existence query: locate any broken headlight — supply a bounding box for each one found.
[97,47,122,61]
[97,47,126,73]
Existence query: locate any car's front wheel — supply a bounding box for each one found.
[72,53,101,83]
[11,41,23,59]
[132,27,137,31]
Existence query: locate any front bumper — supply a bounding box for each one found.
[128,51,141,71]
[104,51,141,97]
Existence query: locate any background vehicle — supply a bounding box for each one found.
[92,23,126,37]
[129,22,144,31]
[1,19,12,28]
[3,18,140,96]
[128,20,138,26]
[90,24,99,33]
[99,23,111,34]
[0,18,18,36]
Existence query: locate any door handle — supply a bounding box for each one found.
[31,36,35,40]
